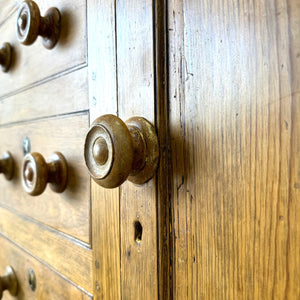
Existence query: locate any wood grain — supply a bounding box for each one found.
[0,114,90,243]
[0,1,18,26]
[168,0,299,298]
[154,0,172,298]
[87,0,120,299]
[0,68,88,125]
[116,0,158,298]
[0,0,87,98]
[0,235,92,300]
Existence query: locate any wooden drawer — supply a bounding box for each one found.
[0,113,91,244]
[0,1,18,24]
[0,235,92,299]
[0,67,88,126]
[0,0,86,98]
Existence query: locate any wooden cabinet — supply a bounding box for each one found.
[0,0,299,299]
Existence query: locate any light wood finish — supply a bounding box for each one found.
[87,0,121,298]
[168,0,299,299]
[0,207,93,294]
[0,236,92,300]
[88,0,160,297]
[0,68,88,125]
[0,1,18,25]
[116,0,158,298]
[0,0,86,98]
[0,114,90,243]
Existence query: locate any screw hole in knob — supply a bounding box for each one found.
[16,0,61,49]
[22,152,68,196]
[84,114,159,189]
[0,43,12,72]
[0,266,18,298]
[28,268,36,292]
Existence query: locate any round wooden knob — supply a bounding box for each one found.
[0,151,14,180]
[0,43,12,72]
[84,114,159,188]
[22,152,68,196]
[0,266,18,299]
[16,0,61,49]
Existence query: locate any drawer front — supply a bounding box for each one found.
[0,68,88,126]
[0,235,92,300]
[0,1,18,24]
[0,0,86,98]
[0,113,90,244]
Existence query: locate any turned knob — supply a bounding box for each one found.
[0,43,12,72]
[84,114,159,188]
[0,266,18,299]
[0,152,14,180]
[16,0,61,49]
[22,152,68,196]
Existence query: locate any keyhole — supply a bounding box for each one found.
[134,221,143,244]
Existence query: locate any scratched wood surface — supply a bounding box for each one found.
[88,0,121,298]
[0,207,93,294]
[168,0,299,298]
[117,0,158,298]
[0,114,90,244]
[0,68,88,125]
[0,236,92,300]
[88,0,159,298]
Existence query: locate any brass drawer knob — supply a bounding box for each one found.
[0,43,12,72]
[84,114,159,188]
[0,151,14,180]
[22,152,68,196]
[16,0,61,49]
[0,266,18,299]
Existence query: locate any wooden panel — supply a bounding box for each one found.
[87,0,120,298]
[0,0,86,97]
[0,68,88,125]
[0,207,93,294]
[168,0,299,299]
[0,235,92,300]
[154,1,172,299]
[116,0,158,298]
[0,1,18,25]
[0,114,90,243]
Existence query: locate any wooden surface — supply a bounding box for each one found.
[0,68,88,125]
[0,0,86,98]
[0,236,92,300]
[117,0,158,298]
[0,207,93,294]
[87,0,121,299]
[168,0,299,298]
[0,114,90,243]
[0,1,18,25]
[88,0,159,298]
